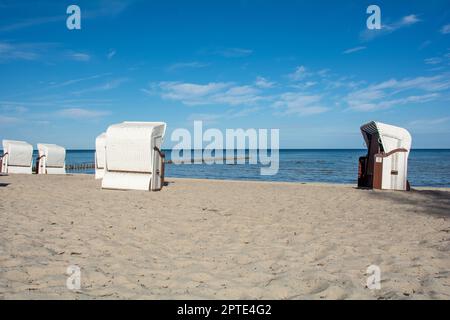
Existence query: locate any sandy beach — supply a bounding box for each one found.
[0,174,449,300]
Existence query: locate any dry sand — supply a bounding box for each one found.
[0,174,449,299]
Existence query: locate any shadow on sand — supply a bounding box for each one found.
[366,188,450,218]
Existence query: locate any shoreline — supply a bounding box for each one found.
[58,173,450,190]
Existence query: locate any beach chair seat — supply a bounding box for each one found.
[102,121,166,191]
[1,140,33,174]
[36,143,66,174]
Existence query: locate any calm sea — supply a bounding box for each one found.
[28,149,450,188]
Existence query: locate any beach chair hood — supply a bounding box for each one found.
[37,143,66,174]
[95,132,107,179]
[360,121,412,154]
[102,121,167,191]
[1,140,33,174]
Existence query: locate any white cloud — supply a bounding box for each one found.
[56,108,110,119]
[350,93,439,111]
[255,76,275,88]
[287,65,308,81]
[0,15,63,33]
[343,46,366,54]
[107,49,116,59]
[345,74,449,111]
[409,117,450,126]
[317,69,330,77]
[1,105,28,113]
[167,61,209,72]
[72,78,128,95]
[360,14,421,42]
[0,115,21,125]
[419,40,432,50]
[188,107,261,124]
[0,1,133,33]
[49,73,112,89]
[286,66,330,81]
[424,57,443,65]
[290,81,318,90]
[145,81,262,106]
[0,41,41,61]
[424,51,450,67]
[440,24,450,34]
[273,92,328,116]
[214,47,253,58]
[69,52,91,62]
[400,15,421,26]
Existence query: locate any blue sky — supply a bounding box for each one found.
[0,0,449,149]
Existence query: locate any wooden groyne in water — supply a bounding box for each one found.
[65,163,96,171]
[63,156,251,171]
[166,156,250,165]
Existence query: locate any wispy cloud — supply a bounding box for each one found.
[409,117,450,126]
[424,57,443,65]
[0,103,28,125]
[0,104,28,113]
[48,73,112,89]
[343,46,366,54]
[272,93,328,116]
[167,61,209,72]
[287,65,308,81]
[0,115,22,125]
[56,108,110,119]
[419,40,432,50]
[0,15,64,33]
[188,107,261,124]
[144,81,262,106]
[107,49,116,60]
[286,66,330,81]
[424,51,450,68]
[208,47,253,58]
[440,24,450,34]
[68,52,91,62]
[255,76,275,88]
[72,78,128,95]
[0,0,133,33]
[0,41,45,61]
[345,74,450,111]
[360,14,421,42]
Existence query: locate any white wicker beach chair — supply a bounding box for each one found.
[95,133,106,179]
[358,121,412,191]
[36,143,66,175]
[102,121,167,191]
[1,140,33,174]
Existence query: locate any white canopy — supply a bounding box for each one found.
[37,143,66,167]
[37,143,66,174]
[1,140,33,174]
[360,121,412,154]
[95,132,106,179]
[105,122,166,173]
[102,121,167,191]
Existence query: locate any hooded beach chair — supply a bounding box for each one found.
[36,143,66,174]
[1,140,33,174]
[102,121,167,191]
[358,121,412,191]
[95,132,106,179]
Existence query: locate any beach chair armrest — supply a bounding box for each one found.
[375,148,408,159]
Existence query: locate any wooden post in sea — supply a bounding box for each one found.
[64,156,250,171]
